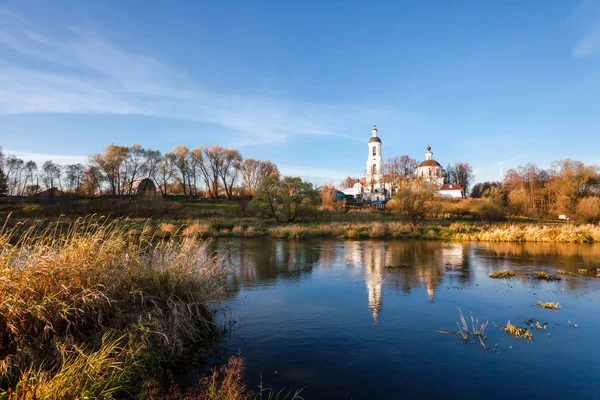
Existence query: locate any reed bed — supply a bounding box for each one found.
[0,216,228,398]
[489,270,516,279]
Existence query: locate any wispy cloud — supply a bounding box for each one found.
[0,8,363,146]
[572,21,600,57]
[568,0,600,58]
[4,150,88,166]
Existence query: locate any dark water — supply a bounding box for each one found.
[207,239,600,399]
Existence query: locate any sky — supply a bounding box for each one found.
[1,0,599,186]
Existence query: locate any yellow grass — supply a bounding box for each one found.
[0,216,227,397]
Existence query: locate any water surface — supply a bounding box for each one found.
[207,239,600,399]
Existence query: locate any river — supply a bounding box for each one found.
[202,239,600,399]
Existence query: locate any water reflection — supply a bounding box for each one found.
[207,239,600,400]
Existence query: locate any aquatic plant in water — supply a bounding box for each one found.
[537,301,561,310]
[502,321,533,340]
[489,270,515,279]
[531,271,561,282]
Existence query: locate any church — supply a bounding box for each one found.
[342,125,458,201]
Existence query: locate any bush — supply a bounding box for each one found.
[387,188,435,227]
[577,197,600,223]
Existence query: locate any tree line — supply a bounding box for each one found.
[472,159,600,222]
[0,145,278,199]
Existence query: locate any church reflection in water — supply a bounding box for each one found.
[211,239,473,322]
[346,241,470,322]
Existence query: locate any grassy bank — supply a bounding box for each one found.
[140,219,600,244]
[0,217,229,398]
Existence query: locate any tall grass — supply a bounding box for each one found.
[0,216,227,397]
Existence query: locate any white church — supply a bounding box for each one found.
[341,125,462,201]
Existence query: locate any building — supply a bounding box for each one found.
[414,145,446,188]
[439,183,463,198]
[365,124,384,193]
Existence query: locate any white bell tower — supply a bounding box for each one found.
[365,124,383,191]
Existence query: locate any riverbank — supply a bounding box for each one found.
[146,219,600,244]
[3,214,599,244]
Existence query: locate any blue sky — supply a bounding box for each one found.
[1,0,599,185]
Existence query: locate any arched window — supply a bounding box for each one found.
[373,146,376,156]
[372,164,377,174]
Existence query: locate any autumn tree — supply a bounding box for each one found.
[219,149,242,199]
[340,176,361,189]
[90,144,130,196]
[240,159,279,195]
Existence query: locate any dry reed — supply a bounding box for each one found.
[0,216,228,397]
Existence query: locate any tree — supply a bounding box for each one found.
[474,187,506,223]
[0,166,7,196]
[340,176,361,189]
[42,161,62,190]
[90,144,130,196]
[445,164,455,185]
[250,175,318,222]
[166,146,193,197]
[453,162,474,198]
[5,155,24,195]
[65,164,85,194]
[219,149,242,199]
[203,146,225,198]
[240,159,279,195]
[387,188,435,227]
[125,144,148,195]
[470,181,502,199]
[22,161,38,195]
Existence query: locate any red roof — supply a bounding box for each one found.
[439,184,462,191]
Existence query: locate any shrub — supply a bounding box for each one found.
[577,197,600,223]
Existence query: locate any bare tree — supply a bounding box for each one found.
[125,144,148,194]
[453,162,474,198]
[155,156,175,195]
[219,149,242,198]
[241,159,279,195]
[203,146,225,198]
[5,156,24,195]
[65,164,85,194]
[166,145,193,197]
[42,161,62,191]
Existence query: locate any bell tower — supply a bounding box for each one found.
[365,124,383,191]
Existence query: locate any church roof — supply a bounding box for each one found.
[418,159,442,168]
[369,136,382,143]
[440,184,462,191]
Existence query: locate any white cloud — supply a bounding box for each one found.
[4,150,87,166]
[0,8,364,146]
